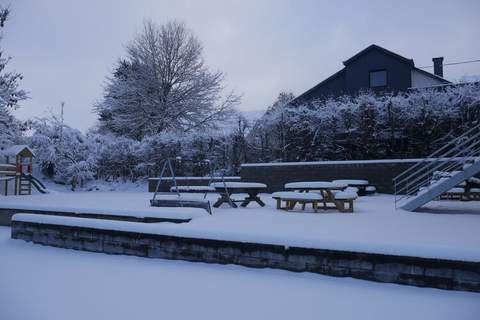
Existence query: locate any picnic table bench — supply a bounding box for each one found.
[284,181,357,212]
[272,191,323,212]
[211,182,267,208]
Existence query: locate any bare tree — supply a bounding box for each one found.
[95,20,240,139]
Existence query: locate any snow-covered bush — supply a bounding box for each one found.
[29,116,96,190]
[249,83,480,162]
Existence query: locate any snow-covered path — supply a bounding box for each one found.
[0,227,478,320]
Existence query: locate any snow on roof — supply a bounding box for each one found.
[0,145,35,157]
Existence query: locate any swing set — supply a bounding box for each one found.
[150,157,233,214]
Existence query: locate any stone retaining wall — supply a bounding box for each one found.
[11,220,480,293]
[240,160,421,193]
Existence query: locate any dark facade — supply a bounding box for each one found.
[294,44,450,103]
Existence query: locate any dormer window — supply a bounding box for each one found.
[369,70,387,87]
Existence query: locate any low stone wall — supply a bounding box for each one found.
[240,160,423,193]
[148,176,241,192]
[12,219,480,293]
[0,208,190,227]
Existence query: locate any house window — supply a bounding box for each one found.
[369,70,387,87]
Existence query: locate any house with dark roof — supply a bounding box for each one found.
[293,44,450,104]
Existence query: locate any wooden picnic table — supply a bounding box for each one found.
[284,181,349,211]
[332,179,369,195]
[211,182,267,208]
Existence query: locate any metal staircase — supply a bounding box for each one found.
[394,123,480,211]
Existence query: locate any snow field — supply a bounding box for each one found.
[0,227,479,320]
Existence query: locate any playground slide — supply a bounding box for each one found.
[21,174,49,194]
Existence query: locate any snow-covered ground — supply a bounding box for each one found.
[2,191,480,261]
[0,227,478,320]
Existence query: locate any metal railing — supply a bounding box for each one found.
[393,123,480,207]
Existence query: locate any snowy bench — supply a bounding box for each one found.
[150,195,212,215]
[365,186,376,195]
[271,191,323,213]
[470,188,480,200]
[439,186,480,201]
[441,187,466,200]
[333,191,358,213]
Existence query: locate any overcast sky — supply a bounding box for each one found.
[3,0,480,131]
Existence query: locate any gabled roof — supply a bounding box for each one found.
[293,44,451,104]
[342,44,414,66]
[293,68,345,103]
[0,145,35,157]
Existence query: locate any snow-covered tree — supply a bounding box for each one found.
[29,115,96,190]
[95,20,240,140]
[0,6,27,149]
[249,91,295,162]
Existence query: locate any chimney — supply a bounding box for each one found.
[432,57,444,78]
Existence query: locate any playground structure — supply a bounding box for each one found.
[0,145,47,196]
[151,157,233,214]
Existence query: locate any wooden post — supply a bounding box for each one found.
[14,156,19,195]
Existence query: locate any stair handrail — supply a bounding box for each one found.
[394,123,480,206]
[395,135,480,195]
[395,137,480,198]
[395,144,480,206]
[395,147,480,203]
[393,124,480,183]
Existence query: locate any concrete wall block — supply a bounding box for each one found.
[218,246,242,256]
[349,268,376,280]
[332,258,373,270]
[453,281,480,292]
[176,250,206,263]
[64,238,83,250]
[46,233,66,247]
[32,231,47,244]
[453,270,480,282]
[325,266,350,277]
[136,237,155,246]
[160,240,184,251]
[201,251,223,263]
[77,230,95,241]
[83,238,103,252]
[24,224,38,233]
[246,250,285,261]
[287,253,319,265]
[12,231,33,242]
[123,243,148,257]
[214,253,236,264]
[424,268,453,279]
[110,235,132,244]
[374,271,398,283]
[103,241,125,254]
[305,263,330,274]
[235,256,267,268]
[147,246,175,259]
[375,262,421,275]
